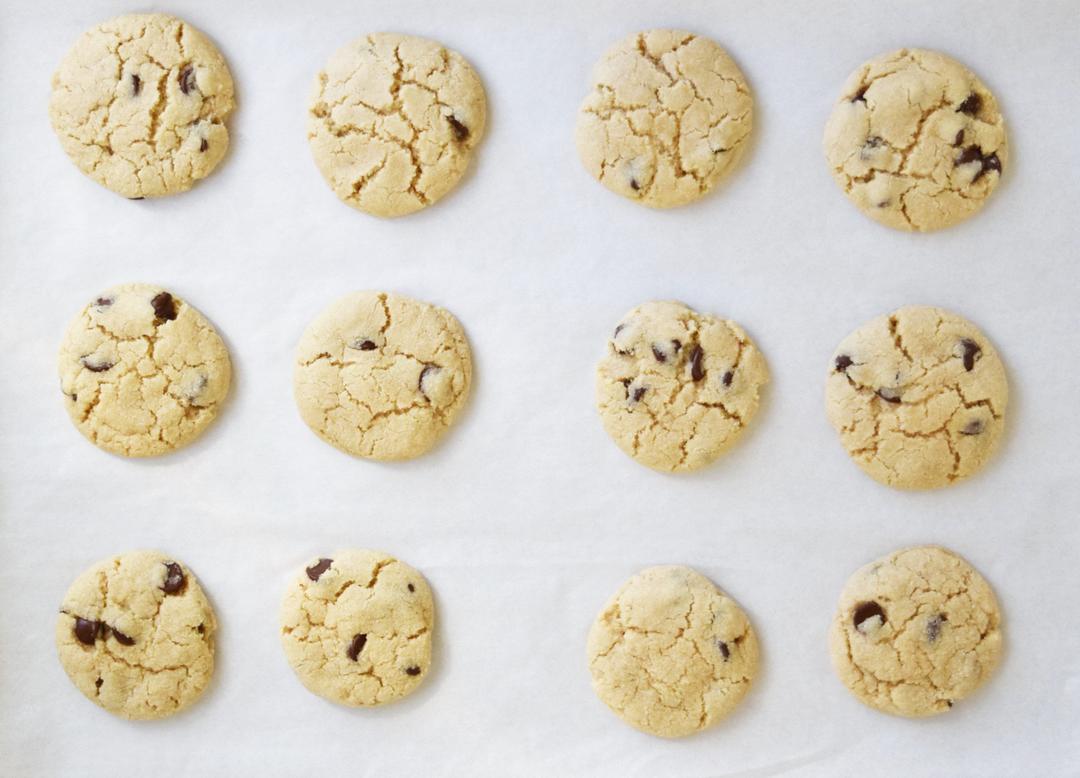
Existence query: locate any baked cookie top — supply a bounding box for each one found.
[823,48,1007,231]
[49,13,235,198]
[308,32,486,217]
[58,283,231,457]
[576,30,753,208]
[826,305,1008,489]
[829,545,1003,717]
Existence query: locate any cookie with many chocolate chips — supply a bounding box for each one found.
[596,301,768,472]
[293,291,472,460]
[576,30,753,208]
[49,13,235,198]
[58,283,231,457]
[279,549,434,706]
[829,545,1003,717]
[826,305,1007,489]
[587,565,758,737]
[56,551,216,720]
[307,33,487,217]
[823,48,1007,231]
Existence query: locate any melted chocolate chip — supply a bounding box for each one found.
[956,146,1003,182]
[353,339,377,351]
[151,292,177,321]
[853,601,886,632]
[80,356,114,373]
[178,65,196,95]
[954,129,965,147]
[447,115,469,142]
[131,74,142,97]
[851,85,868,103]
[717,640,730,661]
[199,137,208,153]
[306,558,333,581]
[960,419,984,436]
[722,370,734,387]
[347,633,367,661]
[651,344,667,363]
[960,339,981,371]
[689,346,705,382]
[956,93,982,116]
[407,583,415,592]
[631,385,646,403]
[110,628,135,646]
[876,388,902,404]
[835,354,853,373]
[405,665,422,676]
[629,178,640,191]
[161,562,186,595]
[74,617,101,645]
[926,613,947,643]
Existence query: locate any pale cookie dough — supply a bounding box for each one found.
[49,13,235,199]
[823,48,1007,231]
[826,305,1007,489]
[576,30,753,208]
[587,565,758,738]
[596,301,768,472]
[308,33,487,217]
[58,283,231,457]
[280,550,434,707]
[294,291,472,460]
[56,551,216,720]
[830,545,1003,717]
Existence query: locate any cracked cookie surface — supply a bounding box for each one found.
[280,549,434,707]
[829,545,1002,717]
[596,301,768,472]
[823,48,1007,231]
[49,13,235,199]
[308,32,486,217]
[56,551,216,720]
[294,291,472,460]
[587,565,758,738]
[826,305,1007,490]
[576,30,753,208]
[58,283,231,457]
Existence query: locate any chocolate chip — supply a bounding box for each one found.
[305,558,333,581]
[80,356,114,373]
[405,665,422,676]
[197,623,205,634]
[94,297,114,308]
[631,385,646,403]
[956,145,1003,182]
[161,562,186,595]
[151,292,177,322]
[960,338,981,371]
[346,633,367,661]
[131,74,142,96]
[110,628,135,646]
[956,93,982,116]
[178,65,196,95]
[960,419,984,436]
[717,640,730,660]
[876,200,891,208]
[926,613,947,643]
[689,346,705,382]
[651,344,667,363]
[851,85,868,103]
[722,370,734,387]
[407,583,415,592]
[199,137,208,153]
[629,178,640,191]
[129,197,145,201]
[853,601,886,632]
[95,677,103,689]
[613,324,625,339]
[946,700,954,708]
[74,618,101,645]
[418,365,440,399]
[864,135,883,148]
[351,339,377,351]
[954,129,965,147]
[981,153,1002,178]
[447,115,469,142]
[835,354,853,373]
[876,388,902,404]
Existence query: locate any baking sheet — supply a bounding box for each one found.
[2,0,1078,775]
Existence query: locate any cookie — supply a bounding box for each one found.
[307,33,487,217]
[294,291,472,460]
[576,30,753,208]
[58,283,231,457]
[280,550,434,707]
[56,551,216,720]
[587,565,758,738]
[596,301,768,472]
[823,48,1007,231]
[49,13,235,199]
[826,305,1007,489]
[829,545,1003,717]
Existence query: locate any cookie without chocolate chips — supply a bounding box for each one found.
[576,30,753,208]
[829,546,1003,717]
[280,550,435,707]
[56,551,216,720]
[307,33,487,217]
[596,301,768,472]
[294,291,472,460]
[826,305,1007,489]
[49,13,235,199]
[587,565,758,738]
[58,283,231,457]
[823,48,1007,231]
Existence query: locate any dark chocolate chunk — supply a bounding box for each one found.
[717,640,730,661]
[151,292,177,321]
[960,419,984,436]
[722,370,734,387]
[689,345,705,382]
[960,338,981,371]
[110,628,135,646]
[405,665,422,676]
[956,93,981,116]
[407,583,415,592]
[161,562,186,594]
[306,558,333,581]
[178,65,196,95]
[853,601,886,632]
[131,74,142,96]
[80,356,114,373]
[876,387,902,404]
[956,146,1003,182]
[447,115,469,142]
[74,617,101,645]
[954,129,965,147]
[346,633,367,661]
[835,354,853,373]
[199,137,208,153]
[926,613,947,643]
[95,677,104,689]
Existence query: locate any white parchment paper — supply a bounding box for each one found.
[2,0,1078,775]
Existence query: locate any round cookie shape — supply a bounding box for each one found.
[576,30,753,208]
[596,301,768,472]
[829,546,1003,717]
[280,549,435,707]
[587,565,758,738]
[56,551,216,720]
[58,283,231,457]
[826,305,1007,489]
[294,291,472,460]
[823,48,1007,231]
[49,13,235,199]
[307,32,487,217]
